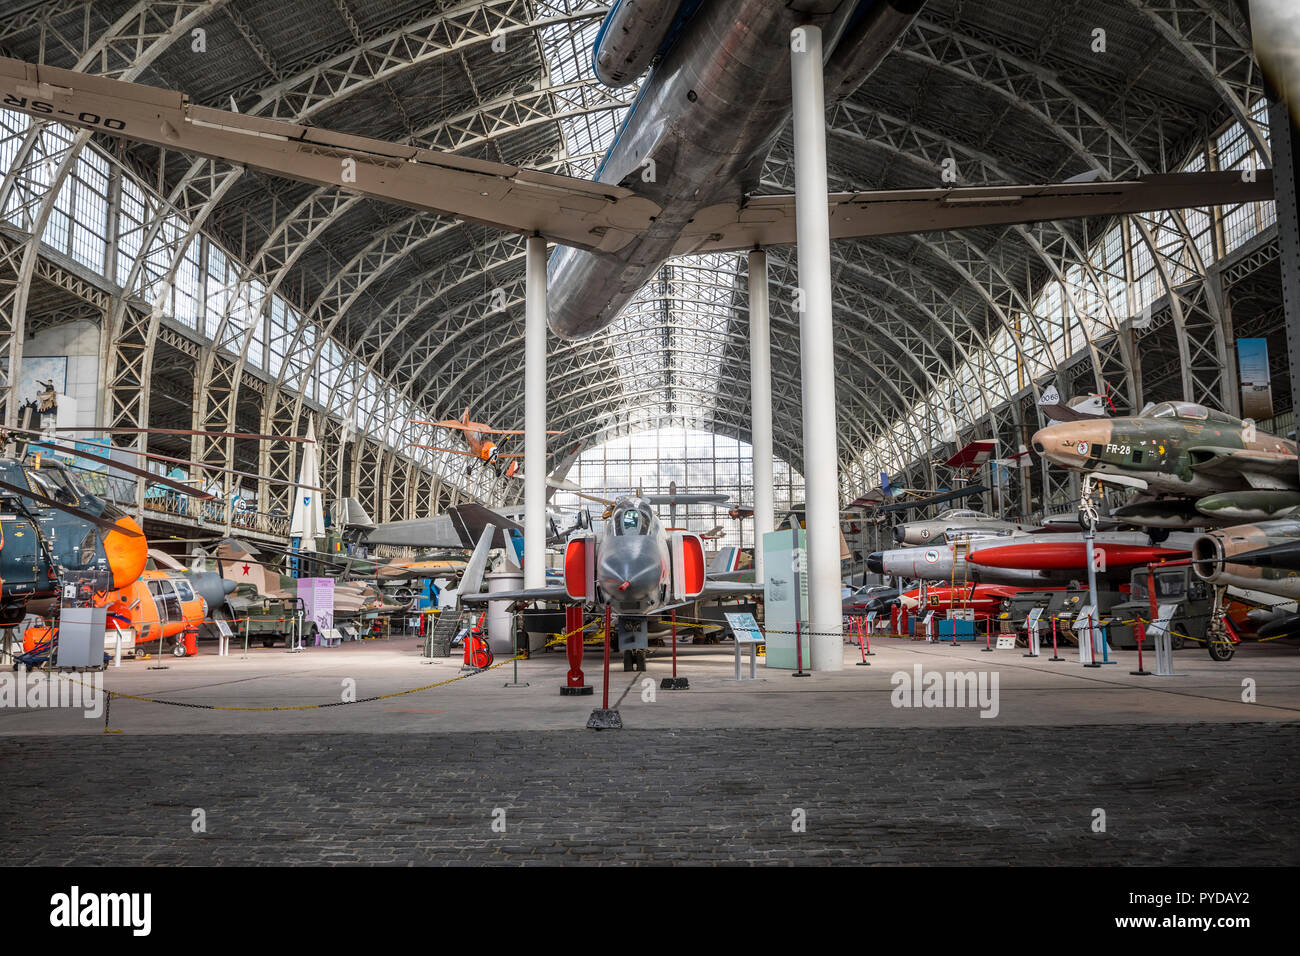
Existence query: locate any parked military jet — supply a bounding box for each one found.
[869,530,1194,586]
[893,508,1028,545]
[1032,401,1300,527]
[1183,519,1300,658]
[1192,519,1300,601]
[351,440,587,553]
[460,491,759,670]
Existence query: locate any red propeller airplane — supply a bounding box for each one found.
[410,408,559,480]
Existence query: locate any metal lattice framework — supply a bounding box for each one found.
[0,0,1285,529]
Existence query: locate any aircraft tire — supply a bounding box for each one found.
[622,650,634,672]
[1207,638,1235,662]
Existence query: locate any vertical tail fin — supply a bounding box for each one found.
[454,523,496,611]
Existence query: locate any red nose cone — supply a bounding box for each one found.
[618,580,631,592]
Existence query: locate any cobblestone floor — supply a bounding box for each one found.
[2,723,1295,865]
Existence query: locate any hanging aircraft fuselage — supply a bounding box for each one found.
[546,0,924,339]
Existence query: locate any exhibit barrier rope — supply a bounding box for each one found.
[49,603,1262,733]
[56,619,604,729]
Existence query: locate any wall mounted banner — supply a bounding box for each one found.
[1237,337,1273,420]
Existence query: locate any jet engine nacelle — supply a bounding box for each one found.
[592,0,682,87]
[670,531,705,602]
[565,533,598,602]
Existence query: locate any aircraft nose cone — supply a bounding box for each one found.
[598,549,660,605]
[1031,420,1108,466]
[892,525,906,543]
[866,552,884,575]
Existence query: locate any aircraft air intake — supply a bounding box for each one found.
[1191,535,1225,581]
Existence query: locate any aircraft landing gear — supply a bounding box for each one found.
[1205,585,1236,661]
[621,648,646,672]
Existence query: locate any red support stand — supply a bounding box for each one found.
[792,618,810,677]
[561,604,592,696]
[586,604,621,729]
[856,615,870,666]
[1049,615,1064,661]
[661,609,688,689]
[1132,620,1151,675]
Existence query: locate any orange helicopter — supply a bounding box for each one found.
[25,550,223,659]
[409,408,558,479]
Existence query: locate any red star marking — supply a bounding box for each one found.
[242,564,251,575]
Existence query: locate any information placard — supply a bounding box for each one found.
[725,612,764,645]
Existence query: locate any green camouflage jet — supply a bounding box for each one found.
[1032,401,1300,527]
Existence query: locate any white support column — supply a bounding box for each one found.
[524,235,548,589]
[790,24,843,671]
[748,248,774,583]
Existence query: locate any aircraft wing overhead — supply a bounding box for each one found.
[0,57,659,254]
[673,172,1275,254]
[363,514,463,549]
[448,503,523,550]
[409,445,477,456]
[646,492,730,505]
[1187,447,1299,479]
[700,581,763,598]
[1039,402,1109,422]
[876,485,990,514]
[460,586,569,605]
[943,440,996,469]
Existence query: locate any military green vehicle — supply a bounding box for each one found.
[1001,586,1123,647]
[1106,566,1209,650]
[205,586,310,649]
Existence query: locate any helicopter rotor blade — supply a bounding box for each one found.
[24,440,214,499]
[0,478,143,537]
[23,435,326,492]
[39,426,313,442]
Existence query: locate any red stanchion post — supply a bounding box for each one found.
[856,615,869,666]
[1050,615,1063,661]
[1132,566,1156,676]
[672,610,678,677]
[661,610,688,690]
[585,604,621,729]
[1083,613,1100,668]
